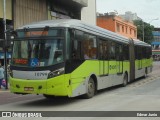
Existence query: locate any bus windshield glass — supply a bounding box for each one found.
[11,29,64,67]
[12,39,63,67]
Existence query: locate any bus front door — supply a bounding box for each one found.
[117,60,123,74]
[99,39,109,88]
[99,60,109,76]
[99,40,109,76]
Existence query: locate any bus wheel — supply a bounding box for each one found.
[122,73,128,87]
[83,77,95,99]
[43,94,55,99]
[144,68,148,78]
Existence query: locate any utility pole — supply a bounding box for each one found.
[3,0,8,89]
[142,18,159,42]
[149,18,159,24]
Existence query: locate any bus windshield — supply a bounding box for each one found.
[12,39,63,67]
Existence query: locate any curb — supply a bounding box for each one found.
[0,88,10,93]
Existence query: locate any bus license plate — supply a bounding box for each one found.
[24,87,34,91]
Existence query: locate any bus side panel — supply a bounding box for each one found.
[135,59,144,79]
[70,60,99,97]
[70,60,99,78]
[108,60,119,86]
[144,58,153,74]
[123,61,130,81]
[147,58,153,73]
[135,58,152,79]
[46,75,71,96]
[70,77,88,97]
[108,61,117,75]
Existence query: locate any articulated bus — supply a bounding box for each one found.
[9,19,152,98]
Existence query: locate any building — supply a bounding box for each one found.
[13,0,96,29]
[81,0,96,25]
[0,0,12,65]
[152,28,160,60]
[0,0,96,65]
[97,13,137,39]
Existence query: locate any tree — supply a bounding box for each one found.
[133,20,154,44]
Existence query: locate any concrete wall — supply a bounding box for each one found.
[97,15,137,39]
[14,0,47,29]
[81,0,96,25]
[97,16,116,32]
[0,0,12,20]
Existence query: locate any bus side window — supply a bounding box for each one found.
[99,39,108,60]
[123,45,129,60]
[137,46,142,60]
[116,43,123,61]
[147,47,152,59]
[142,47,146,59]
[83,34,97,60]
[109,41,116,60]
[135,46,137,60]
[72,30,84,60]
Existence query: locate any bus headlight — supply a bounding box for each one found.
[48,68,64,79]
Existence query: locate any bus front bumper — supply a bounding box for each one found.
[9,75,70,97]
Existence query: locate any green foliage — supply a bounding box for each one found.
[133,20,154,44]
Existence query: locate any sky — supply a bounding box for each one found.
[96,0,160,27]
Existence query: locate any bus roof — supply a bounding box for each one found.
[133,39,151,47]
[18,19,129,44]
[18,19,151,47]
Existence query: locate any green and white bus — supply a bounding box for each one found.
[9,19,152,98]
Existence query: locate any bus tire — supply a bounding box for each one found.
[43,94,55,99]
[144,68,148,78]
[122,73,128,87]
[83,77,95,99]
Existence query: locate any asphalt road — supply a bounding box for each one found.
[0,62,160,120]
